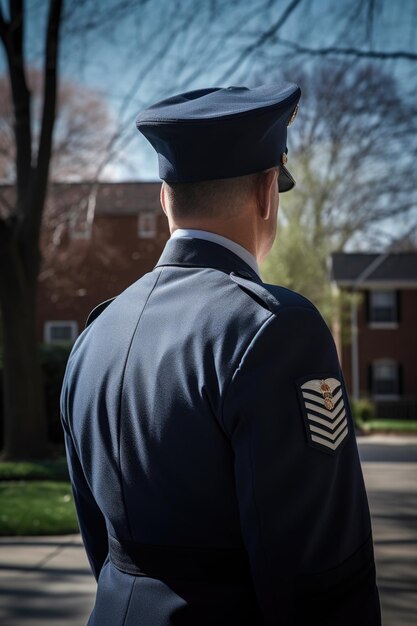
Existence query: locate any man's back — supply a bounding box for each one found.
[61,237,380,626]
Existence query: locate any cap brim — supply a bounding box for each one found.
[278,165,296,192]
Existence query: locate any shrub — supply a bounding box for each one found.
[351,398,375,425]
[0,343,72,449]
[39,343,72,443]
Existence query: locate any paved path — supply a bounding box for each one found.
[0,434,416,625]
[0,535,95,625]
[358,435,417,626]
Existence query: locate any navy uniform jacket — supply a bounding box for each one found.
[60,236,381,626]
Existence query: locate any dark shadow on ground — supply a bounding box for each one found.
[358,442,417,463]
[0,565,95,624]
[0,563,91,575]
[368,488,417,626]
[0,588,93,622]
[0,537,81,548]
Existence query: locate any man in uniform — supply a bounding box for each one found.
[61,83,381,625]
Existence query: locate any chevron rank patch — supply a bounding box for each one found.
[297,376,349,455]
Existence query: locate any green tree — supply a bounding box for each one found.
[262,61,417,320]
[262,208,334,319]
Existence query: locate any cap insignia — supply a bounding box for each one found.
[287,104,299,127]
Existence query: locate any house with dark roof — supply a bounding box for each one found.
[331,252,417,419]
[23,181,169,343]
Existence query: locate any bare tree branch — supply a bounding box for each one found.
[0,188,13,215]
[0,7,8,43]
[366,0,375,48]
[275,36,417,61]
[20,0,63,258]
[216,0,303,84]
[93,0,304,181]
[173,0,273,90]
[0,69,112,183]
[1,0,32,214]
[62,0,150,36]
[74,6,201,234]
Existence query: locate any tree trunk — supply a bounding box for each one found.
[0,240,48,460]
[0,0,63,459]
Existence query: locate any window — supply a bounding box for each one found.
[138,211,157,238]
[44,321,78,344]
[69,219,92,240]
[371,360,401,398]
[368,290,398,324]
[69,198,92,240]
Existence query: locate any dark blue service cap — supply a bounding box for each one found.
[136,83,301,192]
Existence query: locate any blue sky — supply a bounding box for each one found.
[76,0,417,182]
[1,0,415,183]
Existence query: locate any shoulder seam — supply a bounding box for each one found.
[230,273,281,314]
[230,272,317,315]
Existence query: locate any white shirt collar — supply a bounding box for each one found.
[170,228,260,277]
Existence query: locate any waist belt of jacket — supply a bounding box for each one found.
[109,534,253,583]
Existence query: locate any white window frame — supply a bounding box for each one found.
[137,211,157,239]
[368,289,398,328]
[372,359,400,401]
[68,196,92,240]
[69,215,92,240]
[44,321,78,344]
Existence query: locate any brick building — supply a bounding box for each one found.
[331,252,417,419]
[36,181,169,343]
[5,180,416,421]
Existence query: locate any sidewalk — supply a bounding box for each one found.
[0,535,96,626]
[358,435,417,626]
[1,435,416,625]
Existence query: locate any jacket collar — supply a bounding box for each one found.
[154,236,260,281]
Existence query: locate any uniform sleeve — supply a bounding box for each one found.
[61,415,109,581]
[222,305,381,626]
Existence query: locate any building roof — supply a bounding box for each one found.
[0,181,161,217]
[331,252,417,286]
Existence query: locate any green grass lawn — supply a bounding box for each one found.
[0,480,78,536]
[0,458,69,481]
[357,419,417,433]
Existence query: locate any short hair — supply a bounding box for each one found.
[163,170,268,219]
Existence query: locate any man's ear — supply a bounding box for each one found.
[160,182,168,216]
[257,168,278,220]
